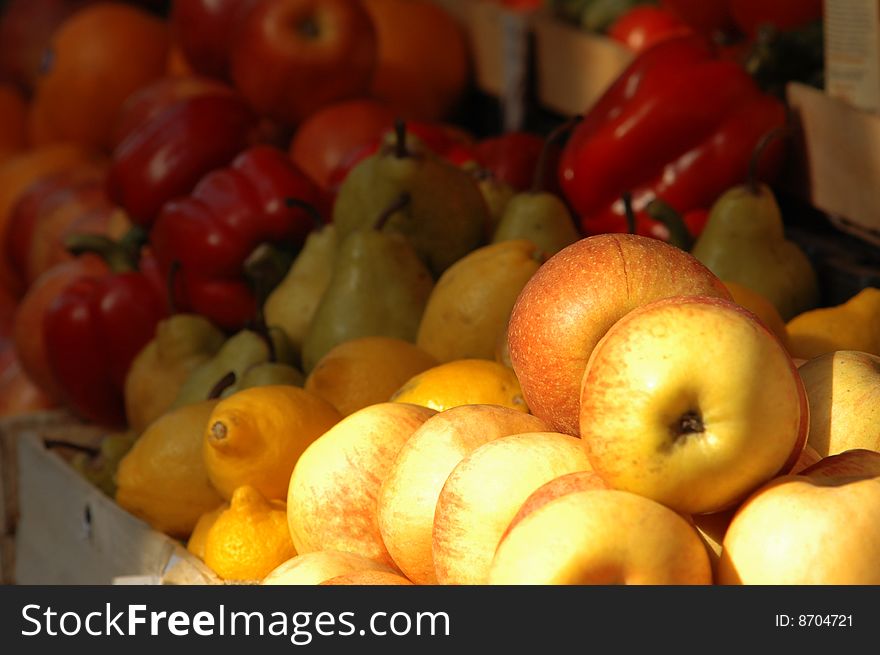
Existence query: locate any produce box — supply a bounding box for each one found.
[1,413,219,585]
[786,81,880,247]
[532,9,633,116]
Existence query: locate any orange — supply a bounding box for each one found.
[362,0,471,121]
[304,336,438,417]
[391,359,529,413]
[29,3,170,152]
[0,85,27,162]
[0,143,102,296]
[203,485,296,582]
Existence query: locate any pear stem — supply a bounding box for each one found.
[207,371,237,400]
[622,192,637,235]
[645,199,695,251]
[394,118,408,159]
[285,198,324,228]
[374,192,411,231]
[747,125,793,196]
[531,115,583,194]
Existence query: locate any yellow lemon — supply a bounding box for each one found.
[115,400,223,539]
[391,359,528,413]
[204,385,342,501]
[786,287,880,360]
[187,503,228,561]
[305,336,438,416]
[724,280,791,350]
[416,240,544,363]
[203,485,296,581]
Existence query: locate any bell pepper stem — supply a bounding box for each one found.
[64,233,138,274]
[532,115,583,193]
[374,192,412,231]
[645,199,695,251]
[394,118,408,159]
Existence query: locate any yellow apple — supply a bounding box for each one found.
[320,571,414,585]
[286,402,436,569]
[718,450,880,584]
[261,550,394,585]
[432,431,593,585]
[377,404,547,584]
[580,295,808,515]
[488,489,712,585]
[508,233,730,436]
[798,350,880,456]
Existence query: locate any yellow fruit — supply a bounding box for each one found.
[723,280,791,350]
[786,287,880,360]
[305,336,438,416]
[391,359,529,413]
[115,401,223,538]
[417,240,544,363]
[203,485,296,581]
[203,385,342,501]
[187,503,228,561]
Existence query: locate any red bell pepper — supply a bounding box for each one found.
[559,35,787,240]
[150,145,330,331]
[107,93,258,228]
[43,234,168,428]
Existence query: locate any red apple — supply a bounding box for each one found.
[170,0,257,80]
[230,0,378,126]
[507,233,731,436]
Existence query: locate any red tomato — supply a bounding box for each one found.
[609,6,695,54]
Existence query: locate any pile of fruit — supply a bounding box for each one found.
[1,0,879,586]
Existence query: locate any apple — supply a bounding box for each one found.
[289,98,396,192]
[320,571,413,585]
[229,0,378,126]
[377,404,548,585]
[508,233,731,436]
[798,350,880,457]
[800,448,880,479]
[170,0,256,80]
[432,431,593,585]
[579,295,808,516]
[488,489,712,585]
[261,550,395,585]
[718,450,880,584]
[287,402,436,570]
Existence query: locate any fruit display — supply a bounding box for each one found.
[1,0,879,590]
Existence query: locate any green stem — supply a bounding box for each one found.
[621,192,637,235]
[394,118,408,159]
[285,198,324,229]
[747,126,793,195]
[645,199,695,251]
[65,234,138,274]
[207,372,237,400]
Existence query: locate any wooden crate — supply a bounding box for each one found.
[786,82,880,247]
[532,10,633,117]
[4,415,219,585]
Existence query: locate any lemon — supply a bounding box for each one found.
[786,287,880,360]
[203,385,342,501]
[115,400,223,538]
[391,359,529,413]
[305,336,437,416]
[187,503,228,560]
[203,485,296,581]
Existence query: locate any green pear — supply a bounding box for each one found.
[264,224,338,362]
[333,124,488,276]
[691,183,820,321]
[124,314,226,434]
[492,191,580,257]
[171,327,295,408]
[301,211,435,373]
[222,362,306,397]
